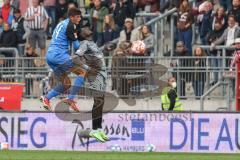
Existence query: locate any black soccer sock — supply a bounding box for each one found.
[92,96,104,130]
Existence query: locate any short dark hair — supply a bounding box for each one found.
[13,8,21,14]
[80,27,93,40]
[228,14,236,21]
[68,7,81,17]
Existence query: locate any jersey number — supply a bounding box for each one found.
[54,23,64,39]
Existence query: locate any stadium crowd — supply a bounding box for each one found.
[0,0,154,66]
[0,0,237,54]
[0,0,239,98]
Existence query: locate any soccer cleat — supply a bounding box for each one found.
[99,130,109,141]
[63,99,80,112]
[89,130,105,143]
[40,96,52,111]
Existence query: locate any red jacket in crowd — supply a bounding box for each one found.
[1,3,11,22]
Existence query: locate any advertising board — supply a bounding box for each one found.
[0,112,239,153]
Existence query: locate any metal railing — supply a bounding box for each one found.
[97,7,179,57]
[0,47,20,82]
[83,12,162,19]
[79,0,198,57]
[0,55,235,102]
[195,45,236,111]
[145,8,177,57]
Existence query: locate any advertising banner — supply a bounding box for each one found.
[0,83,24,111]
[0,112,240,153]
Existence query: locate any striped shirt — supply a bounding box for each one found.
[75,40,107,92]
[24,5,49,30]
[75,40,106,71]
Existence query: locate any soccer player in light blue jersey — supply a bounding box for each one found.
[40,8,87,112]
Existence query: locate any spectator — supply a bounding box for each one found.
[160,0,181,48]
[177,0,193,56]
[171,41,190,97]
[192,47,206,98]
[118,18,136,46]
[137,25,154,55]
[44,0,56,38]
[24,44,38,67]
[144,0,160,14]
[228,0,240,25]
[19,0,30,15]
[160,0,181,13]
[11,0,20,10]
[101,0,115,11]
[25,0,49,59]
[12,8,29,56]
[207,21,224,85]
[89,0,109,46]
[56,0,68,23]
[77,0,88,14]
[198,1,213,45]
[24,44,39,95]
[114,41,132,56]
[1,0,11,23]
[212,15,240,69]
[113,0,136,36]
[0,16,3,36]
[219,0,232,11]
[68,1,79,9]
[211,0,221,11]
[0,22,18,48]
[0,22,18,67]
[208,21,225,51]
[212,15,240,52]
[211,6,227,31]
[85,0,94,12]
[135,0,145,11]
[103,14,116,44]
[25,44,38,56]
[40,0,44,5]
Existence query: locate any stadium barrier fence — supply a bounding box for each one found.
[0,54,236,102]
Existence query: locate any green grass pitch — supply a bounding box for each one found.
[0,151,240,160]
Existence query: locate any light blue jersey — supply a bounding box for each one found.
[43,12,85,104]
[46,18,79,65]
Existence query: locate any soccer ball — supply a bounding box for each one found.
[131,40,146,54]
[110,144,121,152]
[146,144,156,152]
[0,142,9,150]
